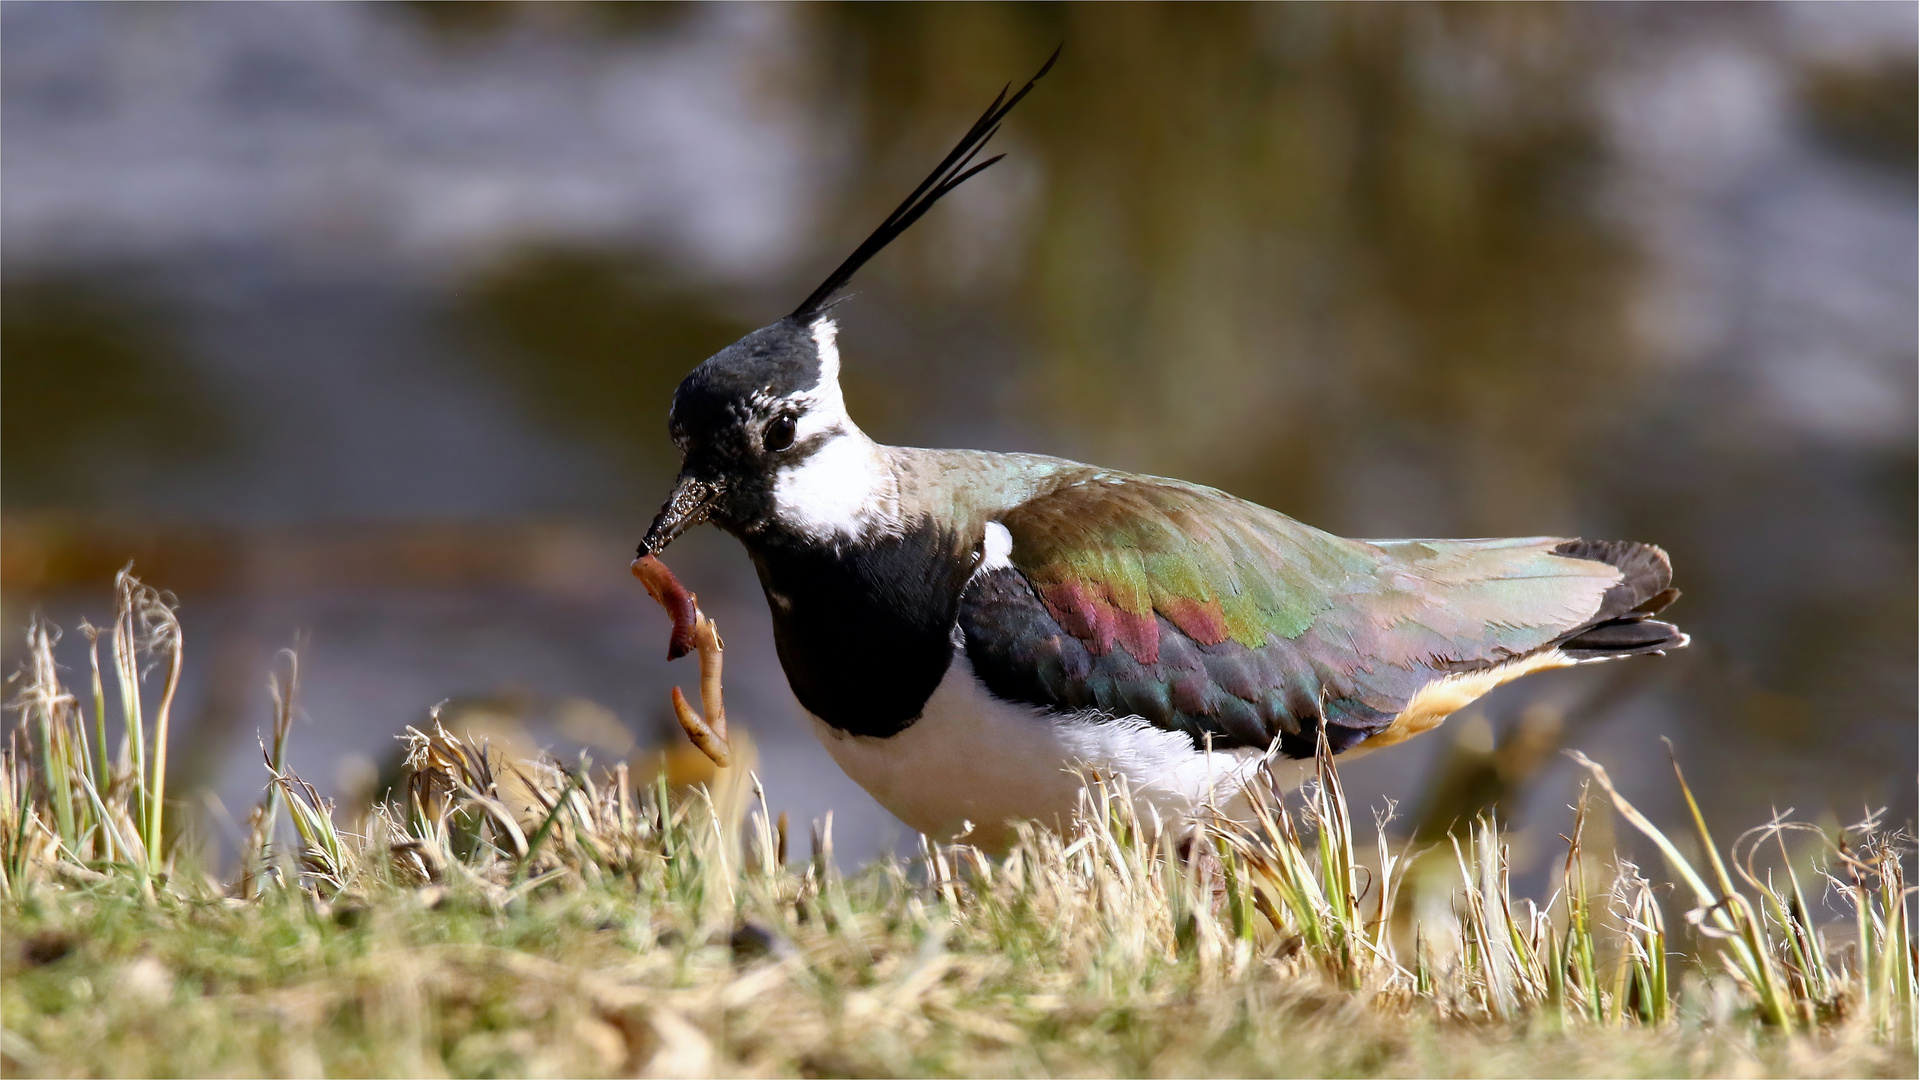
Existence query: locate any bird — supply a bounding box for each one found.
[635,51,1686,852]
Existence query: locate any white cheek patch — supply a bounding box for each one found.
[773,432,894,542]
[769,316,900,542]
[981,521,1014,571]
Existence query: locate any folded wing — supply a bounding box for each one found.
[957,472,1681,757]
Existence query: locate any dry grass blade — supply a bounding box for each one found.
[1569,749,1795,1029]
[269,767,352,894]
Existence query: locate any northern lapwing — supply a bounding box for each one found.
[636,52,1686,851]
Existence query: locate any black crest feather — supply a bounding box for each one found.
[789,46,1060,322]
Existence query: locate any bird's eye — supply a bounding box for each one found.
[763,414,797,453]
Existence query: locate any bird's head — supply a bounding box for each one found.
[638,314,863,554]
[635,47,1058,559]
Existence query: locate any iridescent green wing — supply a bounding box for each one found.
[958,471,1634,755]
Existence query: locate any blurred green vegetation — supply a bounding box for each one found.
[1801,57,1919,174]
[454,248,753,479]
[449,4,1646,534]
[0,276,230,508]
[397,0,695,39]
[801,4,1640,534]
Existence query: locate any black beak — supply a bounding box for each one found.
[637,472,724,558]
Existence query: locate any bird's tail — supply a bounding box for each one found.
[1549,539,1688,661]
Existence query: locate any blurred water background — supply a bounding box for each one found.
[3,2,1913,871]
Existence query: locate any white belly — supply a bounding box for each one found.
[807,652,1312,852]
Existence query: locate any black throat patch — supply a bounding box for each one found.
[742,518,979,738]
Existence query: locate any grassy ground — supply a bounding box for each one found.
[3,574,1915,1078]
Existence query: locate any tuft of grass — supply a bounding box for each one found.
[5,569,183,898]
[2,574,1915,1077]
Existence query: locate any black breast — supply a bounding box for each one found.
[746,520,979,738]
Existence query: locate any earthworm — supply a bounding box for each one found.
[632,555,731,767]
[631,555,699,660]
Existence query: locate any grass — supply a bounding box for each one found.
[2,572,1914,1078]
